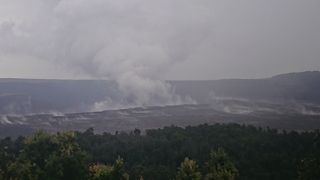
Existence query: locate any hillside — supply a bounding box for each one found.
[172,71,320,104]
[0,71,319,114]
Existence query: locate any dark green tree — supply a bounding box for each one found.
[297,157,320,180]
[176,157,202,180]
[89,163,113,180]
[89,157,129,180]
[205,148,238,180]
[6,131,88,180]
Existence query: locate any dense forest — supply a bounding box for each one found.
[0,123,319,180]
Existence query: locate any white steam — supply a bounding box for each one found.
[0,0,213,109]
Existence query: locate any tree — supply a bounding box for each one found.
[6,131,89,180]
[89,157,129,180]
[297,157,320,180]
[134,128,141,136]
[176,157,202,180]
[89,163,113,180]
[44,133,89,180]
[205,148,238,180]
[6,160,38,180]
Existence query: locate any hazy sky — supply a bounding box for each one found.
[0,0,319,80]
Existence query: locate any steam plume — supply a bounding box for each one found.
[0,0,213,109]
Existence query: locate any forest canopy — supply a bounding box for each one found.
[0,123,319,180]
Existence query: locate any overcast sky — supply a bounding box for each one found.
[0,0,319,80]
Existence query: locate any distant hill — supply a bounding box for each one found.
[1,71,320,137]
[0,71,319,114]
[172,71,320,104]
[0,79,118,114]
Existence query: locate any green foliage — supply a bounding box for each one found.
[205,148,238,180]
[89,163,113,180]
[6,160,37,180]
[297,157,320,180]
[5,131,88,180]
[0,124,320,179]
[89,157,129,180]
[176,157,202,180]
[44,132,88,180]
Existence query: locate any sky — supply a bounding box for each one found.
[0,0,319,80]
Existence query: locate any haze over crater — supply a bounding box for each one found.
[0,0,319,107]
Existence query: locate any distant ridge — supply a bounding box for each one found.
[172,71,320,105]
[271,71,320,79]
[1,71,319,82]
[0,71,319,114]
